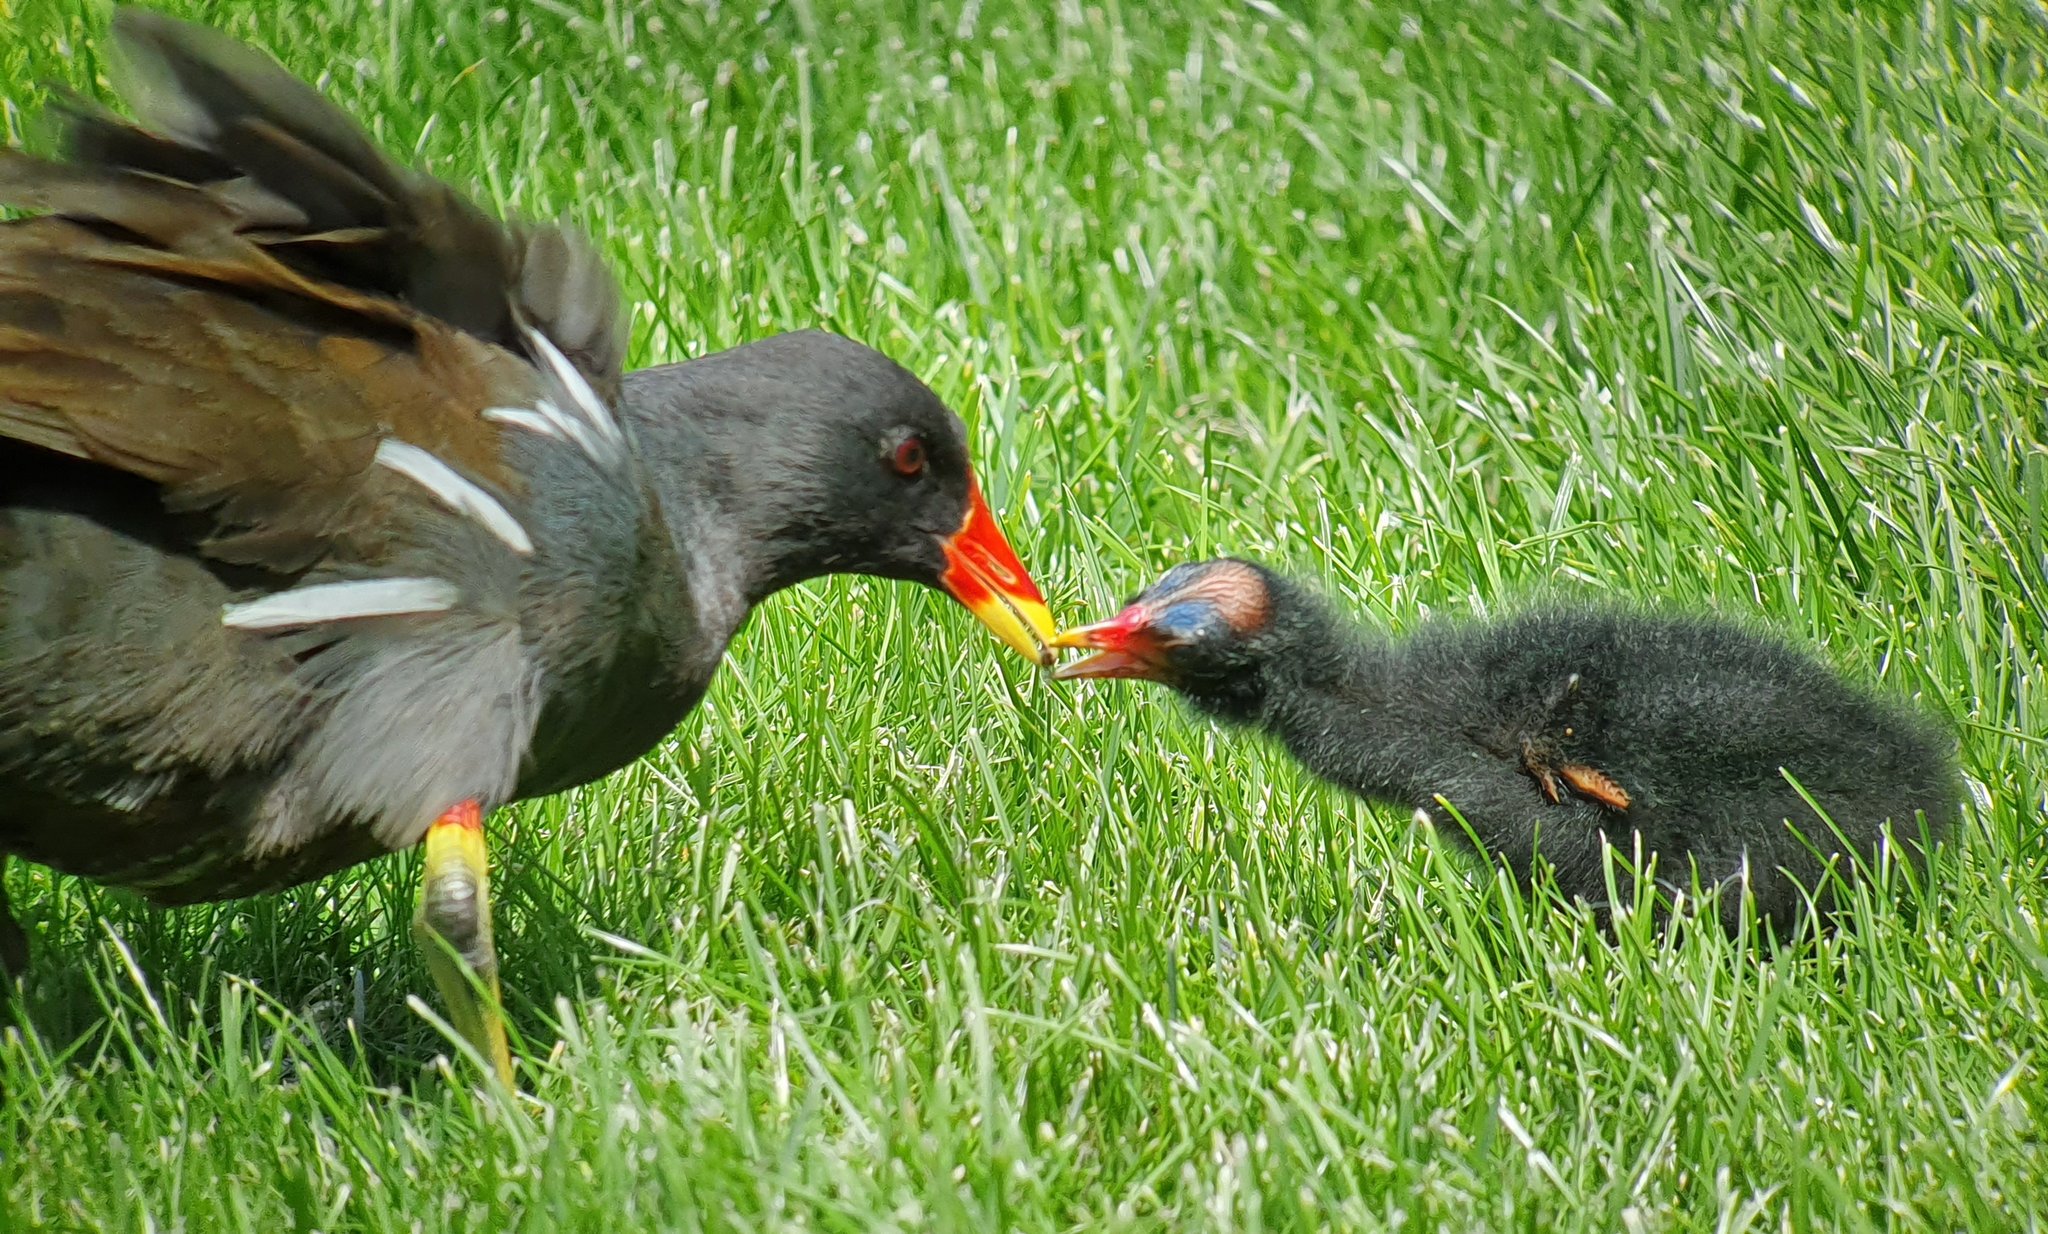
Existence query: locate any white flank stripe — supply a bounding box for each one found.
[222,577,461,630]
[522,324,624,457]
[373,439,535,554]
[484,402,607,465]
[482,405,567,441]
[532,398,608,462]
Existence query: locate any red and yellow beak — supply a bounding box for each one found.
[1049,605,1164,681]
[939,478,1058,667]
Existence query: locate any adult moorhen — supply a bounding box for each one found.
[0,10,1059,1083]
[1054,559,1958,934]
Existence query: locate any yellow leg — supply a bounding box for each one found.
[412,800,513,1086]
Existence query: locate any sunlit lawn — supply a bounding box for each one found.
[3,1,2044,1229]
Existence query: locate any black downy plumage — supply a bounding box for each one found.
[1055,559,1960,934]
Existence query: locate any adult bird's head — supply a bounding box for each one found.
[1052,558,1281,694]
[620,332,1058,667]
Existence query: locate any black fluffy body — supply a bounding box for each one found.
[1095,560,1960,934]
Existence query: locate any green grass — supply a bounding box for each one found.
[3,0,2045,1228]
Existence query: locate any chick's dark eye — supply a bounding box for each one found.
[891,437,928,477]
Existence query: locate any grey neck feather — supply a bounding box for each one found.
[616,361,791,657]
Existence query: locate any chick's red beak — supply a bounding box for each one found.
[939,477,1057,667]
[1050,605,1166,681]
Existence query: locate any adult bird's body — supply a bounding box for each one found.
[1055,560,1958,934]
[0,11,1058,1080]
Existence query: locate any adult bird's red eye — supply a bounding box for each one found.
[891,437,927,477]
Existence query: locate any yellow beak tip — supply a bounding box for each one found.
[963,595,1060,668]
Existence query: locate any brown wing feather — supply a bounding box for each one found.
[0,3,633,593]
[0,9,641,893]
[1559,764,1633,812]
[0,211,535,574]
[81,8,626,405]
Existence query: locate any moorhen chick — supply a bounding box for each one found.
[0,11,1059,1082]
[1054,559,1958,933]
